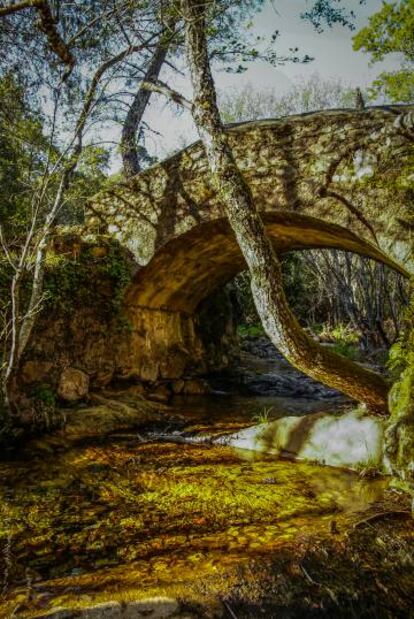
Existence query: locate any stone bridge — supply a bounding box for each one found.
[76,106,413,386]
[90,105,413,273]
[30,106,413,393]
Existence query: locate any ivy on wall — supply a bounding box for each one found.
[43,239,133,329]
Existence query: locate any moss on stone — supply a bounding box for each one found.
[386,282,414,496]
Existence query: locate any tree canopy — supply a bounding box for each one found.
[353,0,414,102]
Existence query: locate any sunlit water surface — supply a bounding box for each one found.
[0,393,387,617]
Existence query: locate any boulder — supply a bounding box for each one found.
[217,409,388,472]
[58,368,89,402]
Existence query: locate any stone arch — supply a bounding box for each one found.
[125,211,407,315]
[117,211,408,385]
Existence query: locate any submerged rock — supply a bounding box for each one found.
[37,597,181,618]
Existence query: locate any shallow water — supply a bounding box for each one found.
[0,393,387,618]
[170,391,346,427]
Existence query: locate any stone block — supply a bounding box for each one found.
[58,368,90,402]
[21,360,53,384]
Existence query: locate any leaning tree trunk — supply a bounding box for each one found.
[181,0,388,413]
[121,38,170,177]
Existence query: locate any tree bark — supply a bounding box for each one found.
[181,0,388,413]
[121,38,170,177]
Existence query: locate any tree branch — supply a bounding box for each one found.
[0,0,75,70]
[141,79,192,109]
[67,2,130,46]
[0,223,16,271]
[0,0,42,16]
[71,31,162,165]
[120,17,180,177]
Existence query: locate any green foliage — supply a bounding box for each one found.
[226,253,318,332]
[0,73,109,234]
[251,406,274,424]
[316,324,360,359]
[29,384,66,433]
[237,324,265,338]
[370,68,414,103]
[385,287,414,489]
[32,384,56,408]
[0,74,50,229]
[353,1,414,61]
[281,253,317,324]
[388,286,414,379]
[301,0,359,32]
[353,0,414,102]
[388,341,407,377]
[324,324,359,345]
[61,147,111,225]
[330,341,360,361]
[229,272,258,327]
[354,457,387,478]
[207,0,313,73]
[43,241,132,328]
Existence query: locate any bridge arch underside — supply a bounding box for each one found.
[126,211,406,314]
[118,212,406,385]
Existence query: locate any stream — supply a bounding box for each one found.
[0,350,392,618]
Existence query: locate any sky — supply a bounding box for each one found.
[112,0,403,168]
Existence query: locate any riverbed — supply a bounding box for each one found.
[1,383,400,619]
